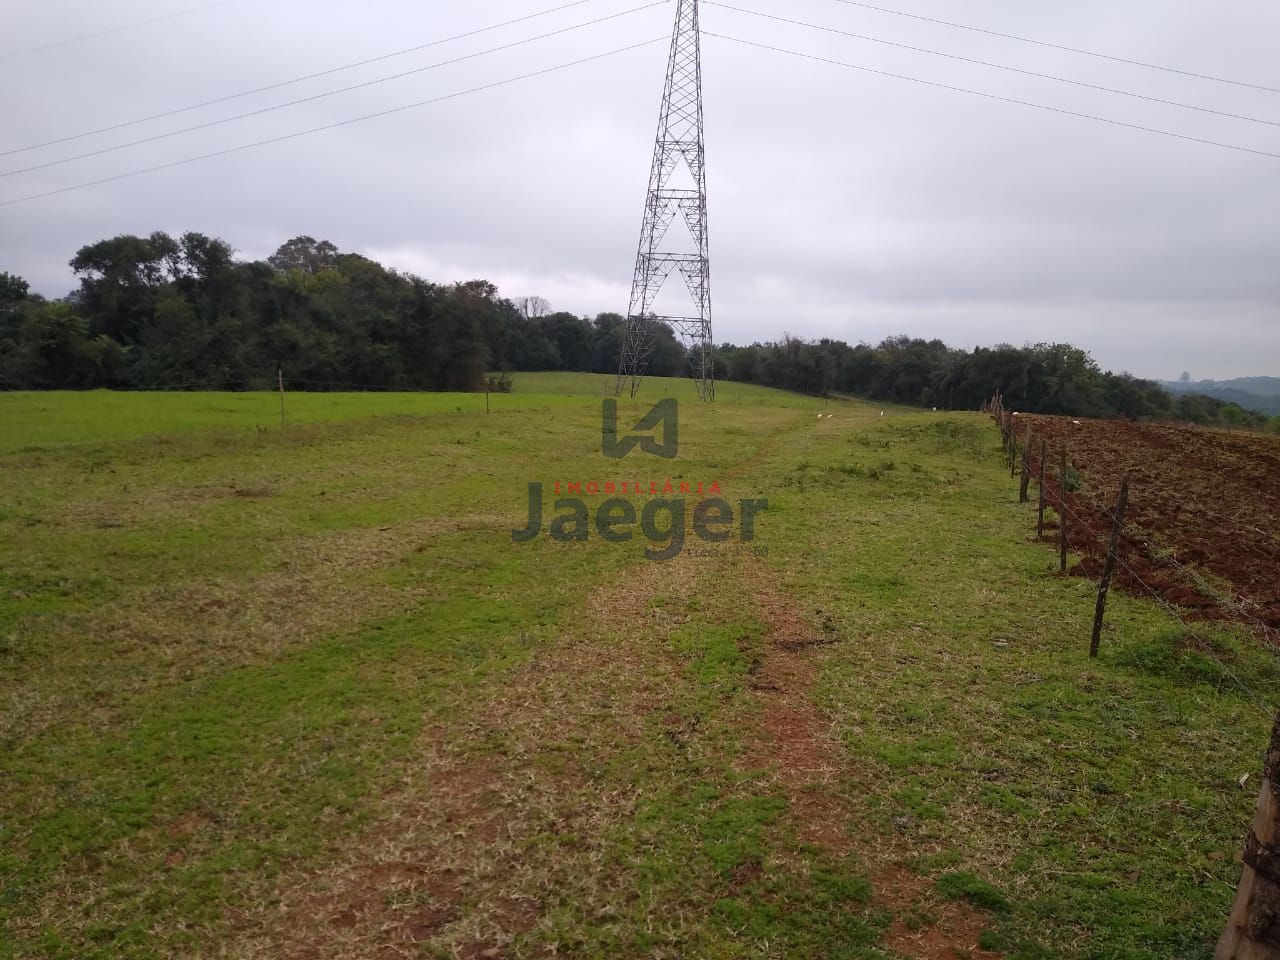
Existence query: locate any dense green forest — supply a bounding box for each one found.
[2,231,1274,431]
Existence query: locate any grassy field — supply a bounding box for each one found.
[1,372,1274,959]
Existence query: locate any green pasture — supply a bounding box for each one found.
[0,373,1271,959]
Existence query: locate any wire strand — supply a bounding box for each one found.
[1002,416,1275,710]
[1064,475,1278,642]
[704,32,1280,161]
[1,1,237,60]
[1056,496,1273,711]
[0,0,602,158]
[0,2,667,179]
[704,3,1280,129]
[0,37,666,208]
[822,0,1280,96]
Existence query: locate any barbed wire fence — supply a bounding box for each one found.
[985,397,1278,708]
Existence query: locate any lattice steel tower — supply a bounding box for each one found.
[616,0,714,400]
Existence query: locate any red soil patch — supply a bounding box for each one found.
[1020,416,1280,635]
[747,561,1003,959]
[878,865,1001,960]
[748,573,850,852]
[224,753,507,959]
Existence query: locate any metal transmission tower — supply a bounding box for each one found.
[617,0,714,401]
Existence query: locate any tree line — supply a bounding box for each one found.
[717,337,1277,431]
[0,233,687,393]
[2,231,1273,432]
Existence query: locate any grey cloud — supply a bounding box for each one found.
[1,0,1276,379]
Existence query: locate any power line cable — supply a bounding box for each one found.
[705,3,1280,129]
[704,32,1280,161]
[0,2,667,179]
[1,1,237,59]
[823,0,1280,96]
[1,0,602,158]
[0,37,666,208]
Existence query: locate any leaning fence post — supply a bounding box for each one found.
[1217,712,1280,959]
[1090,478,1130,658]
[1059,447,1069,574]
[1036,440,1048,538]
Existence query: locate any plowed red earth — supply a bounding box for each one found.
[1018,416,1280,634]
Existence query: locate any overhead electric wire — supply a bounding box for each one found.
[703,32,1280,161]
[1,1,236,60]
[705,3,1280,129]
[0,1,667,179]
[0,37,666,208]
[1,0,601,158]
[823,0,1280,96]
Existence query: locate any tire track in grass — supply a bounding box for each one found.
[744,555,1004,960]
[216,407,899,958]
[221,552,705,959]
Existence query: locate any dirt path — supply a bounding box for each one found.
[745,559,1002,960]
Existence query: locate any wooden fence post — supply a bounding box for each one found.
[1090,478,1130,658]
[1019,426,1033,503]
[1036,440,1048,538]
[1217,712,1280,959]
[1008,416,1018,477]
[1059,447,1069,574]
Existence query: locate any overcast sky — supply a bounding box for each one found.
[2,0,1277,380]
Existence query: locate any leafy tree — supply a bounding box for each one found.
[0,272,29,383]
[8,303,101,388]
[1220,404,1246,431]
[544,312,593,372]
[0,271,28,306]
[70,232,175,344]
[589,313,625,374]
[268,236,339,274]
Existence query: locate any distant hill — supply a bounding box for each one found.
[1162,377,1280,415]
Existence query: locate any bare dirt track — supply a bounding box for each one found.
[1022,416,1280,632]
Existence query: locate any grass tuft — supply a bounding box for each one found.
[935,871,1010,913]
